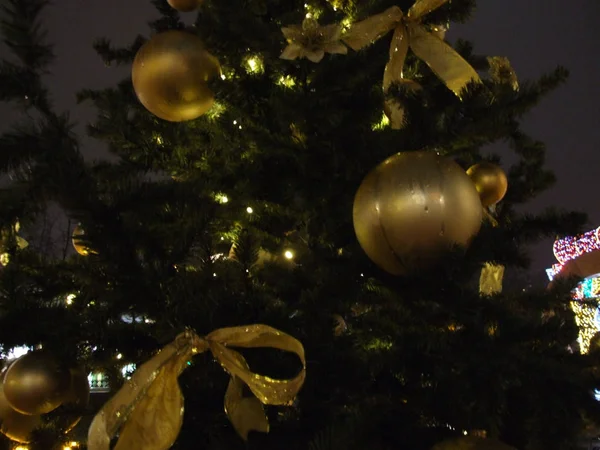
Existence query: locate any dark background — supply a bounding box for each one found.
[1,0,599,279]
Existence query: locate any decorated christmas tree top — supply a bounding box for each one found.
[0,0,598,449]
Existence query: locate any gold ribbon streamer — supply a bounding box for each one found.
[342,0,481,128]
[87,325,306,450]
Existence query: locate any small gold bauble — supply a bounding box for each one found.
[168,0,201,11]
[432,436,515,450]
[353,151,482,275]
[0,381,40,443]
[72,224,92,256]
[132,30,220,122]
[3,351,71,415]
[466,162,508,207]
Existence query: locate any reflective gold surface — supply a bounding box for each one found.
[72,224,91,256]
[353,151,482,275]
[167,0,201,12]
[88,325,306,449]
[0,381,40,443]
[3,351,70,415]
[55,366,91,433]
[466,162,508,207]
[132,30,220,122]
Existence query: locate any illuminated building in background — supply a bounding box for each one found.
[547,226,600,353]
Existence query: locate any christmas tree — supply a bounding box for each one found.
[0,0,599,449]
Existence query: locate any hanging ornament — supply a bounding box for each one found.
[87,325,306,449]
[72,224,94,256]
[0,381,40,443]
[132,30,221,122]
[280,17,347,63]
[479,262,505,296]
[0,221,28,266]
[0,365,89,444]
[353,151,482,276]
[431,436,515,450]
[3,350,71,415]
[466,162,508,207]
[341,0,481,129]
[167,0,201,12]
[50,366,90,433]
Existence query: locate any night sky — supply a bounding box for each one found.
[2,1,599,276]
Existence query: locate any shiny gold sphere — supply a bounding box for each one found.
[50,367,90,434]
[72,224,92,256]
[466,162,508,207]
[132,30,220,122]
[353,151,482,275]
[3,351,71,415]
[168,0,201,11]
[432,436,515,450]
[0,381,40,443]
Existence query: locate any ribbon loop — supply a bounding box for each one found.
[407,0,450,21]
[88,325,306,449]
[342,0,482,128]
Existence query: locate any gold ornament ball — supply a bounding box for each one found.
[51,367,90,434]
[432,436,515,450]
[466,162,508,207]
[3,351,71,415]
[0,381,40,443]
[72,224,92,256]
[168,0,201,12]
[132,30,220,122]
[353,151,482,276]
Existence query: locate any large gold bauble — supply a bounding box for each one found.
[72,224,92,256]
[132,30,220,122]
[168,0,201,11]
[3,351,71,415]
[0,381,40,443]
[432,436,515,450]
[466,162,508,207]
[48,366,90,434]
[353,151,482,275]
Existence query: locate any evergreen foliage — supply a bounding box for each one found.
[0,0,597,449]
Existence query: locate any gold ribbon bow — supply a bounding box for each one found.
[342,0,481,128]
[87,325,306,450]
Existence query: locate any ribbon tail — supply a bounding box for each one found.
[408,23,481,98]
[225,372,270,440]
[408,0,451,20]
[210,341,306,407]
[383,24,409,130]
[87,331,205,450]
[208,325,306,404]
[383,25,409,91]
[342,6,404,51]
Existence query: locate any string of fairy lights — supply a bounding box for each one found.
[547,226,600,354]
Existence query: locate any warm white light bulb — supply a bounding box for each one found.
[246,207,253,214]
[284,250,294,260]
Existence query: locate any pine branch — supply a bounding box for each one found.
[149,0,184,33]
[0,0,53,70]
[0,0,54,113]
[92,35,147,66]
